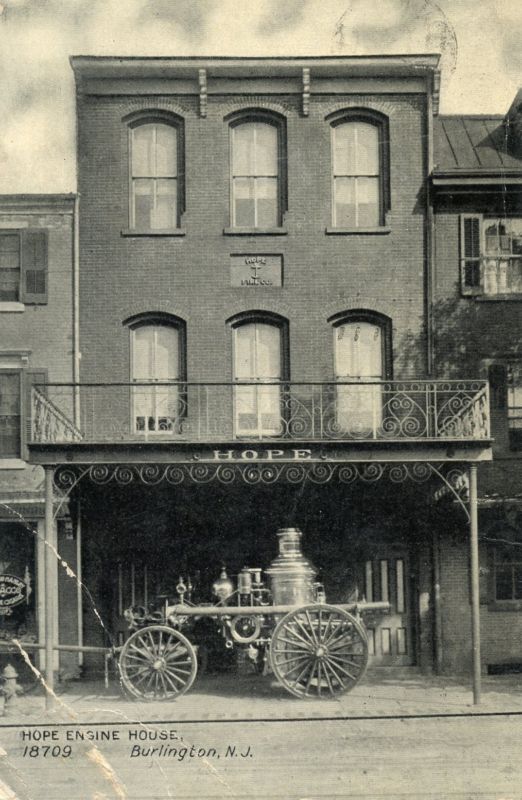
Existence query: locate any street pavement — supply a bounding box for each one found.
[1,669,522,798]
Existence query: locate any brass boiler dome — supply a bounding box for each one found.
[265,528,317,606]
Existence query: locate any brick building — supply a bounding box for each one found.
[20,55,521,700]
[0,193,78,677]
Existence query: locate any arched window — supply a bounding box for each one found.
[329,111,389,229]
[129,120,182,230]
[229,112,286,229]
[229,313,288,437]
[330,311,391,435]
[127,316,186,433]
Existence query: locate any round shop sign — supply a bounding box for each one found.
[0,575,27,609]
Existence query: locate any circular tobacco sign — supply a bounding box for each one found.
[0,574,27,609]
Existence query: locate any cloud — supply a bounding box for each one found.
[0,0,520,192]
[138,0,218,39]
[257,0,310,36]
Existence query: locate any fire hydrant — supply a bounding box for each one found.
[1,664,23,715]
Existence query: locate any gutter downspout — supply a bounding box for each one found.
[425,73,436,378]
[73,192,80,426]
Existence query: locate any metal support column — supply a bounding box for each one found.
[44,466,56,709]
[469,464,481,705]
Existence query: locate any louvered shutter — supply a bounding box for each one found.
[460,215,482,294]
[20,230,48,304]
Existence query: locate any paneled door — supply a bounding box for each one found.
[358,548,414,666]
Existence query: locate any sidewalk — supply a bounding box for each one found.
[3,668,522,723]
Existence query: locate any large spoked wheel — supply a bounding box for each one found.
[269,604,368,699]
[119,625,197,701]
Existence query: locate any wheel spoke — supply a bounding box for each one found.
[316,662,322,697]
[275,636,312,651]
[272,647,312,655]
[128,642,153,660]
[164,667,189,687]
[328,653,364,669]
[322,657,347,690]
[321,659,337,696]
[294,616,316,646]
[304,609,319,646]
[282,624,313,649]
[304,659,317,696]
[323,655,358,681]
[162,671,181,694]
[273,653,310,667]
[291,659,314,688]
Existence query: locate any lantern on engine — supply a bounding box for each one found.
[265,527,317,605]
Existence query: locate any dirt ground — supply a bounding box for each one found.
[1,669,522,798]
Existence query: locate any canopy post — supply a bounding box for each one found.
[44,466,57,709]
[469,463,481,705]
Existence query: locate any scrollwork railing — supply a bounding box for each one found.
[29,380,490,445]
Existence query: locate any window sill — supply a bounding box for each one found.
[0,459,26,470]
[121,228,186,237]
[474,293,522,302]
[488,600,522,613]
[0,302,25,313]
[325,226,391,235]
[223,227,288,236]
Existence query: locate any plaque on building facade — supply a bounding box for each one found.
[230,254,283,287]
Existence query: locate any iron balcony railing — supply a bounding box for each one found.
[29,380,490,445]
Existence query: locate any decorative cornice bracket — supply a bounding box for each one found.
[198,69,207,118]
[302,68,310,117]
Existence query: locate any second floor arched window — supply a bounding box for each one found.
[128,317,186,433]
[230,117,284,229]
[130,121,180,230]
[230,313,288,437]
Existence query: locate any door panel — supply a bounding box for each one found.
[358,548,414,666]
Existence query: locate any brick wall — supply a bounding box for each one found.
[77,92,429,384]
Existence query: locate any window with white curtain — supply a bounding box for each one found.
[130,123,179,230]
[334,320,384,435]
[131,324,182,433]
[233,321,283,437]
[332,121,381,228]
[231,122,280,228]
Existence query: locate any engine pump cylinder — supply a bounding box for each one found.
[265,528,317,606]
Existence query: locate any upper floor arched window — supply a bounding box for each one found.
[125,313,186,433]
[129,118,183,230]
[329,110,389,229]
[228,112,287,230]
[228,311,289,436]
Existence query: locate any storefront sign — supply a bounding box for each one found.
[212,448,312,461]
[230,255,282,287]
[0,574,27,609]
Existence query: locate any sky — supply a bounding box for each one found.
[0,0,520,193]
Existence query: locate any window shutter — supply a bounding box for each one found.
[460,215,482,294]
[20,230,48,304]
[23,370,48,454]
[488,364,507,410]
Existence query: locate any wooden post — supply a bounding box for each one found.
[469,464,481,705]
[44,466,56,709]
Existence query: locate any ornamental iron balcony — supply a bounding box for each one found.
[30,380,490,445]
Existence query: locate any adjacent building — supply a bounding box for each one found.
[0,193,78,677]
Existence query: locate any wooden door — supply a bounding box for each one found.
[359,548,414,666]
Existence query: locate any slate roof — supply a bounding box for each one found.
[433,115,522,175]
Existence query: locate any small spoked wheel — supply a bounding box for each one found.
[270,604,368,699]
[119,625,197,701]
